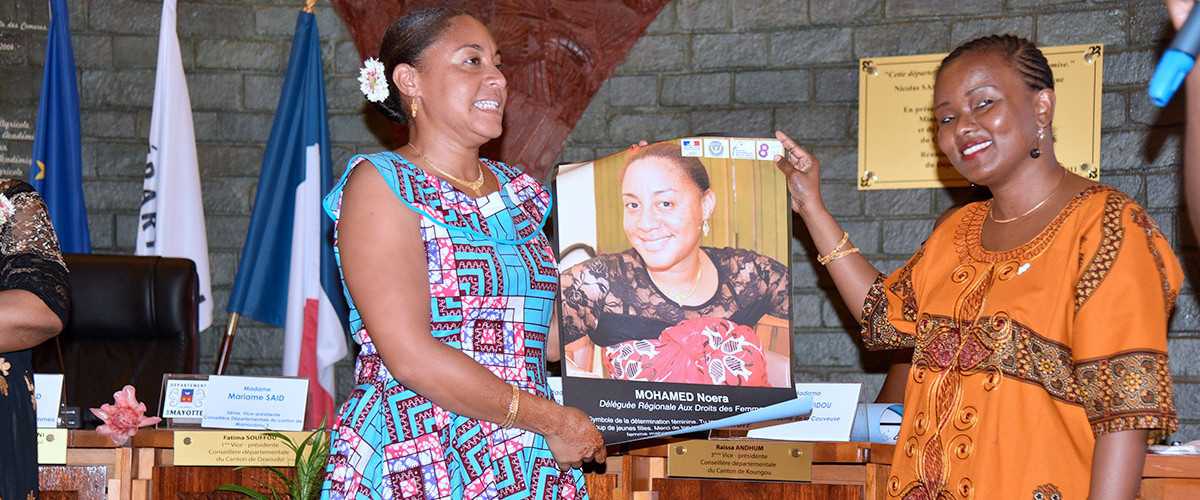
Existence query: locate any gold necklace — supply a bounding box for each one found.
[408,143,485,196]
[988,170,1067,224]
[650,265,703,305]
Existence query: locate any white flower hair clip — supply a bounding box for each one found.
[358,57,388,103]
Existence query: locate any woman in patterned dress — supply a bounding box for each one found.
[320,8,605,500]
[776,35,1179,499]
[0,179,70,500]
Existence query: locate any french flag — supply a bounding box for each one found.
[227,10,348,429]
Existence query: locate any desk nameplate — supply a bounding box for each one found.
[667,439,812,482]
[36,428,67,464]
[173,430,311,467]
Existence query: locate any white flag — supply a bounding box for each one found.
[138,0,213,331]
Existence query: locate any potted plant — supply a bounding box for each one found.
[215,424,330,500]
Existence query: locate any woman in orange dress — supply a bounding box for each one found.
[776,35,1179,499]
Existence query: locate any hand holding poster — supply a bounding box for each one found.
[555,137,797,443]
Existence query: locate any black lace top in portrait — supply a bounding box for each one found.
[559,246,789,347]
[0,178,70,500]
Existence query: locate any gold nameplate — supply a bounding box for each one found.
[173,430,313,466]
[667,439,812,482]
[858,43,1103,190]
[36,429,67,464]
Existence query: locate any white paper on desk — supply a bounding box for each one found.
[201,375,307,431]
[547,376,564,405]
[744,383,861,442]
[33,373,63,428]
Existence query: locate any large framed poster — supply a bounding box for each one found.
[554,137,798,443]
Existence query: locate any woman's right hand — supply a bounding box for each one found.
[773,130,825,218]
[543,405,607,470]
[1166,0,1193,30]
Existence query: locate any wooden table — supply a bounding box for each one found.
[1140,454,1200,500]
[584,440,895,500]
[39,430,143,500]
[38,429,615,500]
[38,430,1200,499]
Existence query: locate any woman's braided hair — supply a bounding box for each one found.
[938,34,1055,91]
[373,7,468,124]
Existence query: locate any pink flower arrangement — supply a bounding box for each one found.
[90,385,161,445]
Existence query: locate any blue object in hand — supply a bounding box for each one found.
[1150,1,1200,107]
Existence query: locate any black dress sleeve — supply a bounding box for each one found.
[559,256,612,345]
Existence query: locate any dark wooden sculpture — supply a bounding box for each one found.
[329,0,671,182]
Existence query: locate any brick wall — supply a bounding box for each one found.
[2,0,1196,440]
[0,0,380,399]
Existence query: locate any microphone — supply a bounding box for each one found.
[1150,1,1200,107]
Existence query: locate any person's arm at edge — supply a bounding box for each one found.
[1088,429,1149,500]
[0,289,62,352]
[774,130,881,322]
[0,186,66,352]
[1166,0,1200,243]
[337,165,604,468]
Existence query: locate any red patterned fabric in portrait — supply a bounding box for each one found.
[605,316,768,387]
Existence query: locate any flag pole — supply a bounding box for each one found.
[215,312,239,374]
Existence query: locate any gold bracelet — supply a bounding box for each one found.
[819,245,860,266]
[500,385,521,428]
[817,231,851,265]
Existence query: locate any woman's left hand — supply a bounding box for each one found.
[542,405,607,470]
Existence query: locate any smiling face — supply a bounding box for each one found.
[933,51,1051,186]
[408,15,506,142]
[620,157,715,273]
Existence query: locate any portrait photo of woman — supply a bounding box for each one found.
[556,139,793,389]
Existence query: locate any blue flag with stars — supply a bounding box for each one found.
[31,0,90,253]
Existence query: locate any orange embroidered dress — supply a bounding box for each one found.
[862,186,1180,499]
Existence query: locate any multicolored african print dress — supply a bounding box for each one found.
[862,185,1180,499]
[320,152,587,500]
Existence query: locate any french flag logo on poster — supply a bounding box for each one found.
[681,138,703,157]
[181,389,194,403]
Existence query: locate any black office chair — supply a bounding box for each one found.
[31,254,200,428]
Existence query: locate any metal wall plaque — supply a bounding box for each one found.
[666,439,813,482]
[858,44,1103,190]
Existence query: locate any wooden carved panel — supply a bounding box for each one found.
[39,465,107,500]
[330,0,671,182]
